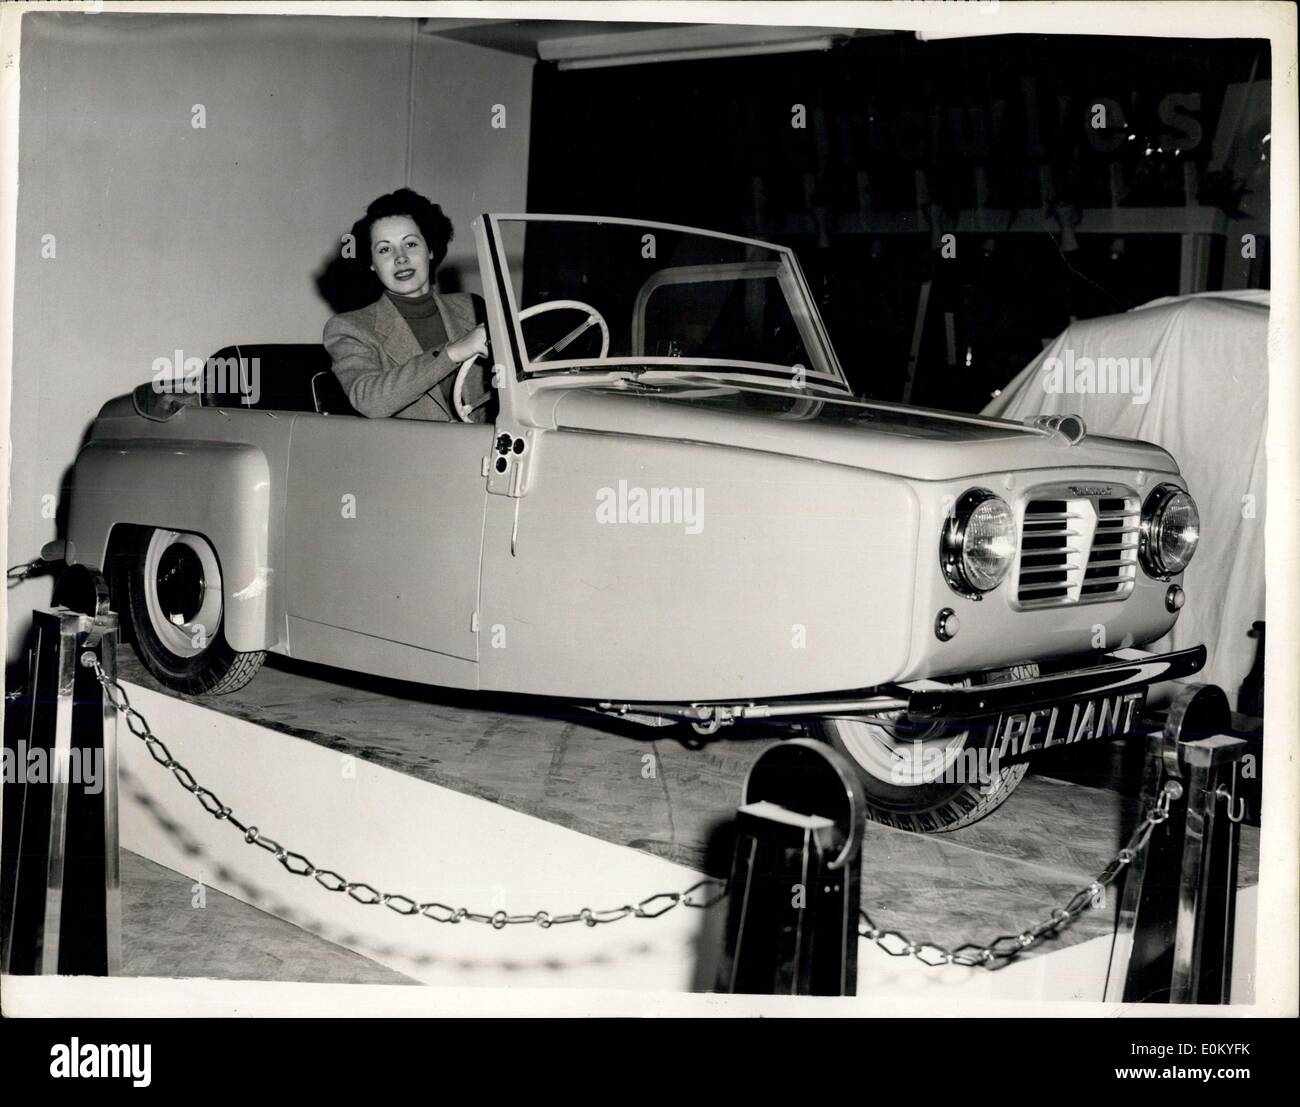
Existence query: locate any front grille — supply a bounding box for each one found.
[1015,489,1140,609]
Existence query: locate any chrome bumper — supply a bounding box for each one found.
[904,646,1207,723]
[594,645,1206,732]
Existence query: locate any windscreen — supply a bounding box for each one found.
[491,216,846,389]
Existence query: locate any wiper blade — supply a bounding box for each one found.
[533,314,602,363]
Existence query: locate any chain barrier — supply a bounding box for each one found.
[86,653,1162,966]
[857,783,1177,968]
[84,654,726,928]
[7,558,50,587]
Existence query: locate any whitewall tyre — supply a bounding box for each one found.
[120,527,264,696]
[811,714,1027,833]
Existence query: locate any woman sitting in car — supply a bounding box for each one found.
[325,188,490,420]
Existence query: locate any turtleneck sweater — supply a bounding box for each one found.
[384,288,448,355]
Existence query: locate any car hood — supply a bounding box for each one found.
[544,382,1177,482]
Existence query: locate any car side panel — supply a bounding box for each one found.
[284,614,478,690]
[476,429,919,701]
[283,414,492,673]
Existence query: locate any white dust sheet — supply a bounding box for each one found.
[984,292,1269,697]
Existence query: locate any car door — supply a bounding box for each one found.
[284,414,492,677]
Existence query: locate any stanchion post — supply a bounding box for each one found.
[1,577,121,976]
[1170,733,1245,1002]
[1105,684,1247,1004]
[716,739,866,996]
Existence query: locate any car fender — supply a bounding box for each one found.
[67,438,274,653]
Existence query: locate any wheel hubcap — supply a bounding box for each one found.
[155,544,205,624]
[142,530,224,659]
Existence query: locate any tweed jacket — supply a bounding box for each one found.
[323,291,483,421]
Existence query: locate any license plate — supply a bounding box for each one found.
[992,689,1147,761]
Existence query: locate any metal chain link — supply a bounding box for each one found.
[84,654,727,927]
[7,558,48,586]
[85,654,1162,964]
[857,782,1175,969]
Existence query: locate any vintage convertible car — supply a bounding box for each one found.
[63,214,1205,832]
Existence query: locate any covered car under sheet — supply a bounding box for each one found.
[984,291,1268,700]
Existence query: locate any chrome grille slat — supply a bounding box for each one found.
[1015,485,1140,609]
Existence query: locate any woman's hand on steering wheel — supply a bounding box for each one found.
[450,324,494,423]
[446,324,488,365]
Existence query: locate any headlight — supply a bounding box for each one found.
[941,489,1016,598]
[1140,483,1200,578]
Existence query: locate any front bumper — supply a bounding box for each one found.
[904,645,1207,723]
[594,645,1206,732]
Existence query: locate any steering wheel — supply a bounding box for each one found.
[452,353,493,423]
[519,300,610,362]
[452,301,611,423]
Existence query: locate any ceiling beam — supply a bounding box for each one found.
[537,24,859,67]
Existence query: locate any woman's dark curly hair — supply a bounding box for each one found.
[351,188,454,270]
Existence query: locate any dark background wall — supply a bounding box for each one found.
[525,33,1271,410]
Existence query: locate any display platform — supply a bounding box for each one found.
[120,850,418,986]
[113,652,1260,1000]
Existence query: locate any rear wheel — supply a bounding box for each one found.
[811,664,1037,833]
[118,527,264,695]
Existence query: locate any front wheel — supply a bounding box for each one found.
[812,715,1026,833]
[810,664,1038,833]
[119,527,265,695]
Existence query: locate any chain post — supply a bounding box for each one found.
[1,590,122,976]
[716,739,866,995]
[1106,683,1247,1004]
